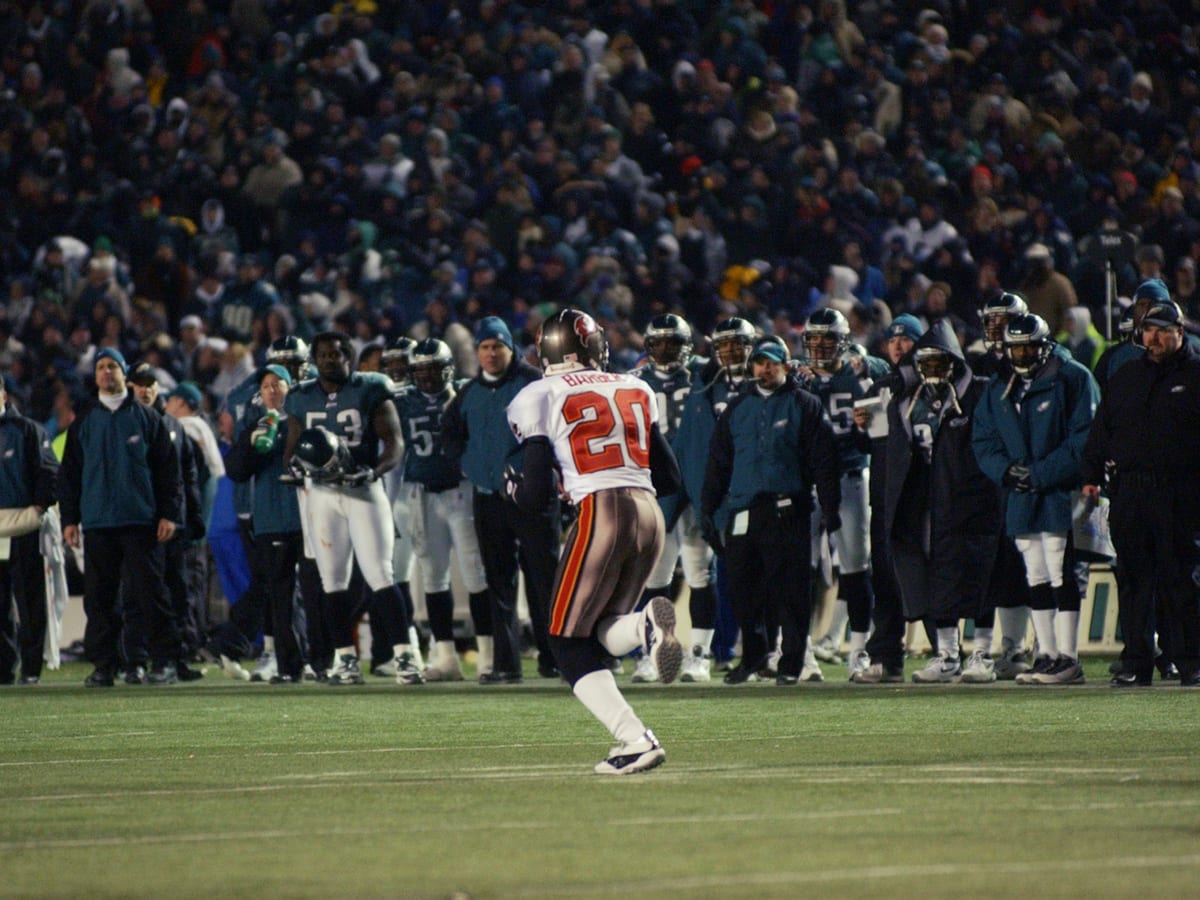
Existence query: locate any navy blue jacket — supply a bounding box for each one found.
[701,379,840,522]
[973,347,1099,535]
[60,394,181,529]
[675,360,741,529]
[225,411,302,536]
[442,356,540,492]
[0,404,57,510]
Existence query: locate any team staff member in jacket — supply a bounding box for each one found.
[1082,295,1200,687]
[60,348,183,687]
[226,365,309,683]
[127,363,206,683]
[973,315,1099,685]
[849,314,922,683]
[0,381,58,685]
[701,339,840,686]
[885,321,1001,683]
[442,317,560,682]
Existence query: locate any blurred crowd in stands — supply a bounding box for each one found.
[1,0,1199,429]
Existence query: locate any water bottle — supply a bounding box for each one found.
[254,411,279,453]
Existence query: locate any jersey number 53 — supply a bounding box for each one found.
[563,389,651,474]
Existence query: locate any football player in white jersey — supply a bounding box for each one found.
[506,309,684,775]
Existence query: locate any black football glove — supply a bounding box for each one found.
[503,464,523,504]
[1002,463,1032,493]
[340,466,376,487]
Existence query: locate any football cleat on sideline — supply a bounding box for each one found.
[850,662,904,684]
[994,646,1031,680]
[631,655,659,683]
[250,651,277,683]
[847,649,871,680]
[642,597,683,685]
[680,648,711,683]
[911,651,961,683]
[327,653,365,686]
[594,729,666,775]
[1015,654,1056,685]
[960,650,996,683]
[812,635,844,664]
[1030,655,1085,684]
[219,654,252,682]
[394,652,426,686]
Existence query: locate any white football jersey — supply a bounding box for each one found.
[507,369,659,504]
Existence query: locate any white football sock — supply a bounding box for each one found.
[335,645,355,659]
[597,613,643,657]
[998,606,1029,652]
[262,635,275,653]
[1056,610,1080,659]
[936,626,959,659]
[973,627,993,655]
[849,631,868,653]
[1031,608,1058,659]
[573,670,645,744]
[690,628,714,656]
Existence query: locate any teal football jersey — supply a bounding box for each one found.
[284,372,394,468]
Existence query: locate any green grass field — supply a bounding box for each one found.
[2,658,1198,899]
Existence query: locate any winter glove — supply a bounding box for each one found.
[503,464,524,504]
[1002,463,1032,493]
[340,466,376,487]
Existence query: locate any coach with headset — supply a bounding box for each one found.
[1082,284,1200,687]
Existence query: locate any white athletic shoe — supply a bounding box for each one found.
[631,655,659,683]
[594,729,666,775]
[394,652,426,686]
[680,648,712,683]
[250,650,277,683]
[327,653,365,686]
[424,653,465,682]
[812,635,843,664]
[302,664,319,682]
[911,651,962,683]
[850,662,904,684]
[759,648,782,678]
[960,650,997,683]
[371,657,400,677]
[219,654,251,682]
[800,661,824,682]
[847,648,870,680]
[642,597,683,685]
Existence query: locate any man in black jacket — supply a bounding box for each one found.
[442,317,560,682]
[1082,295,1200,686]
[128,363,206,682]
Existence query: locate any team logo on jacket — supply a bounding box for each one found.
[1037,400,1051,412]
[2,448,12,458]
[1172,385,1186,393]
[774,419,788,428]
[948,416,969,428]
[127,435,141,445]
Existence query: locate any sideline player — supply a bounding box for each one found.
[506,308,683,774]
[800,308,880,678]
[392,338,493,681]
[283,331,423,686]
[631,313,714,682]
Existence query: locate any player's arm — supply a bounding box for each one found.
[506,437,559,514]
[648,425,681,497]
[372,398,404,478]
